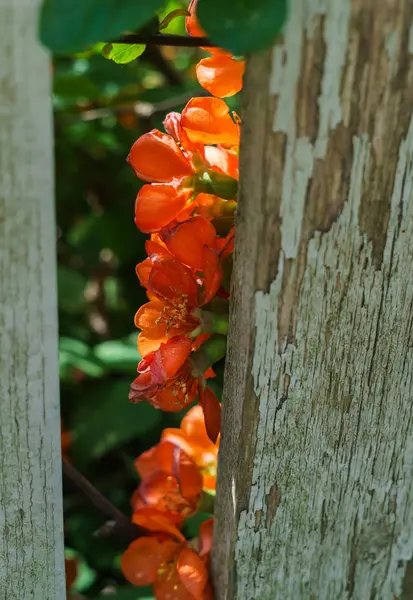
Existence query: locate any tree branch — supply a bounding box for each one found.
[62,458,140,542]
[114,33,215,48]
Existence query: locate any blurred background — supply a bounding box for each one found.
[56,4,229,598]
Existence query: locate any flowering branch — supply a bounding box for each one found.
[117,2,246,597]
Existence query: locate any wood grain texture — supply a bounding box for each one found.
[0,1,65,599]
[212,1,413,599]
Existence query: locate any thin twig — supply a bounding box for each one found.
[78,89,209,122]
[113,33,215,48]
[62,458,140,542]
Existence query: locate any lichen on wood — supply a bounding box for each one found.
[0,1,65,598]
[212,1,413,599]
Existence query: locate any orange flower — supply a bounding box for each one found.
[162,405,219,491]
[132,142,237,234]
[122,537,211,599]
[122,512,214,599]
[129,337,195,409]
[135,218,223,355]
[132,444,203,519]
[159,216,220,272]
[135,257,205,356]
[121,535,181,587]
[134,180,192,234]
[135,297,198,356]
[129,334,217,414]
[196,55,245,98]
[181,97,240,146]
[127,130,194,183]
[186,0,245,98]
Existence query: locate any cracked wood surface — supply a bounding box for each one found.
[0,1,65,598]
[212,1,413,599]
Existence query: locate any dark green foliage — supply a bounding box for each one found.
[39,0,163,52]
[68,379,162,466]
[197,0,288,55]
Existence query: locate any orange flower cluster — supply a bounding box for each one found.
[123,4,245,596]
[122,407,218,599]
[128,98,240,443]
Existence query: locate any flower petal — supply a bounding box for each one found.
[173,447,203,502]
[138,331,169,356]
[121,536,180,587]
[196,55,245,98]
[135,300,168,345]
[129,338,193,403]
[160,216,218,271]
[132,507,185,542]
[135,182,191,233]
[149,255,199,308]
[154,564,194,600]
[204,145,239,179]
[127,130,193,183]
[199,386,221,443]
[177,548,208,597]
[163,111,204,154]
[200,247,223,305]
[163,405,216,455]
[182,97,240,146]
[138,471,197,517]
[153,367,199,412]
[199,517,213,557]
[160,337,193,379]
[135,441,175,479]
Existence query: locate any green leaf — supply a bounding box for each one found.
[59,337,106,381]
[58,266,87,314]
[39,0,165,53]
[182,512,212,539]
[197,0,288,55]
[70,379,161,464]
[102,43,146,64]
[93,335,140,373]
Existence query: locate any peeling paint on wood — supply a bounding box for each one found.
[212,1,413,599]
[0,2,65,599]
